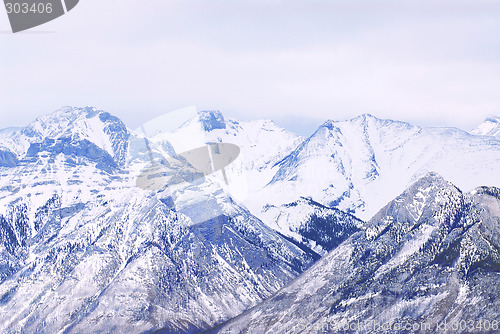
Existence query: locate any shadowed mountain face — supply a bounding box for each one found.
[260,197,363,256]
[212,173,500,334]
[0,193,316,333]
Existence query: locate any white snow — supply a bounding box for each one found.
[471,116,500,139]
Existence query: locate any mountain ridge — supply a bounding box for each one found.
[211,172,500,333]
[250,111,500,221]
[0,107,321,333]
[471,115,500,139]
[1,107,499,333]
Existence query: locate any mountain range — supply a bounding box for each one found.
[211,173,500,333]
[0,106,499,333]
[248,114,500,221]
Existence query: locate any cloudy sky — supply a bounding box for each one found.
[1,0,499,135]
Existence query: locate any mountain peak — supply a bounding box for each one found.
[415,171,446,183]
[28,106,116,131]
[354,113,377,121]
[320,113,413,132]
[471,115,500,138]
[32,106,102,126]
[59,105,98,115]
[368,172,462,238]
[215,174,500,334]
[197,110,226,131]
[0,106,130,167]
[486,115,500,123]
[396,171,460,203]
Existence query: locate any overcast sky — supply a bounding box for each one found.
[1,0,499,135]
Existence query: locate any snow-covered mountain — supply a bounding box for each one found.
[0,106,130,166]
[147,110,304,198]
[133,111,500,266]
[212,173,500,334]
[259,197,362,256]
[1,106,500,333]
[471,116,500,139]
[251,114,500,221]
[0,107,318,333]
[143,110,368,256]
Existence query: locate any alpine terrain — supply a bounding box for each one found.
[471,116,500,139]
[248,114,500,222]
[212,173,500,334]
[0,107,321,333]
[0,106,499,334]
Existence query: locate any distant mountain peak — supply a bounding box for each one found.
[31,106,101,125]
[319,113,418,134]
[471,115,500,139]
[197,110,226,131]
[412,171,448,186]
[59,105,98,114]
[319,119,339,130]
[0,106,130,167]
[353,113,377,121]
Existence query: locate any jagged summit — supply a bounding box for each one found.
[1,106,500,333]
[320,113,417,130]
[0,107,316,333]
[485,115,500,123]
[25,106,120,137]
[197,110,226,131]
[0,106,130,167]
[366,171,463,241]
[350,113,380,124]
[396,171,457,195]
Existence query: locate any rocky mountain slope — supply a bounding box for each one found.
[259,197,362,256]
[212,173,500,334]
[1,107,499,333]
[131,110,500,250]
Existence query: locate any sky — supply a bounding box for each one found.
[1,0,499,136]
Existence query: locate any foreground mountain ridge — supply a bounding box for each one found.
[212,172,500,333]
